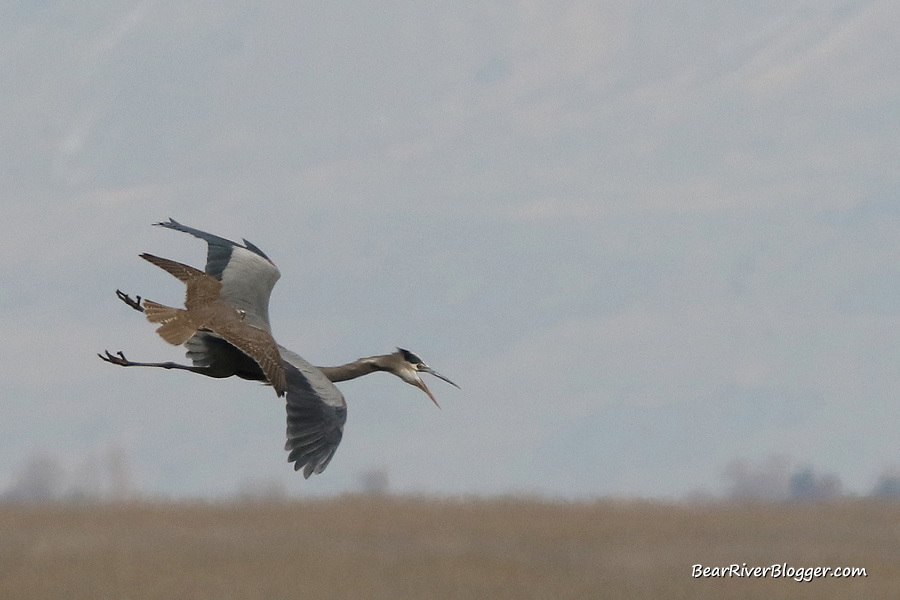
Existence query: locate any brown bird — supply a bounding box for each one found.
[137,253,287,397]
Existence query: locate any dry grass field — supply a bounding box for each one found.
[1,496,898,599]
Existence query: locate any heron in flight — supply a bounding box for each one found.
[100,219,458,478]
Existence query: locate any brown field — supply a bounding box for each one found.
[1,496,898,599]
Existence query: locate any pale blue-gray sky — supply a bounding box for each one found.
[2,0,899,499]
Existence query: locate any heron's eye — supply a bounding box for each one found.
[416,363,426,370]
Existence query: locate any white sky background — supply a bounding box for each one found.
[1,0,899,499]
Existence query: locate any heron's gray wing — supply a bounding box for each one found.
[154,219,281,331]
[280,347,347,478]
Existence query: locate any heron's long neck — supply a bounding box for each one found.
[316,355,392,383]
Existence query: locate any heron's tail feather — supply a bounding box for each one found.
[143,299,198,346]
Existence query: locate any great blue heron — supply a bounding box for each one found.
[100,219,458,478]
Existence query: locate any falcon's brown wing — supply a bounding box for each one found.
[140,253,204,282]
[140,253,222,310]
[210,320,287,397]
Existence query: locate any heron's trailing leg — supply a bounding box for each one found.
[116,290,144,312]
[98,350,229,379]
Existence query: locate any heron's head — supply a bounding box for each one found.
[390,348,459,408]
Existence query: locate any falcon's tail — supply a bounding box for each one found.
[143,299,197,346]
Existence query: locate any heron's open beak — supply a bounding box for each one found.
[414,377,441,408]
[420,365,460,390]
[414,365,460,409]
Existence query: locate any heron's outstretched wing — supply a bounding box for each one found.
[279,347,347,478]
[154,219,281,331]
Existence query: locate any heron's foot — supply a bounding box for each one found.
[98,350,135,367]
[116,290,144,312]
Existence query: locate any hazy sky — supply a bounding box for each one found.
[2,0,899,499]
